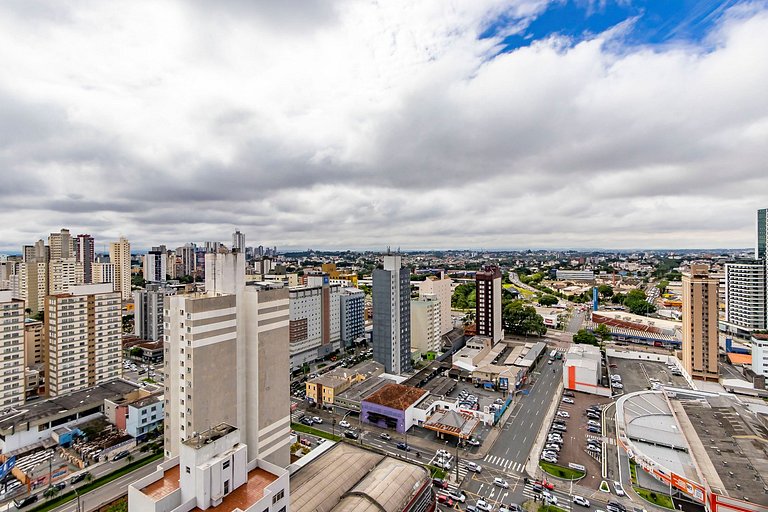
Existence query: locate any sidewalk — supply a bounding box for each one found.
[524,381,564,477]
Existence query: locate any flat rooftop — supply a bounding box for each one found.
[191,468,276,512]
[290,442,429,512]
[363,383,427,411]
[336,376,391,404]
[141,465,180,500]
[182,423,237,449]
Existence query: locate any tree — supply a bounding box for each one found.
[503,300,547,337]
[656,280,670,295]
[611,293,626,305]
[594,323,612,342]
[623,289,656,316]
[44,486,62,499]
[129,347,143,358]
[573,329,598,346]
[597,285,614,299]
[451,283,476,310]
[538,294,559,307]
[131,275,146,288]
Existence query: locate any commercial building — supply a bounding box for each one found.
[143,247,167,283]
[110,237,132,300]
[129,424,289,512]
[105,389,164,439]
[751,333,768,376]
[176,244,197,277]
[373,254,411,374]
[75,234,95,284]
[411,295,442,355]
[563,344,610,396]
[133,284,175,341]
[723,260,766,336]
[339,287,365,348]
[164,250,291,468]
[290,442,434,512]
[304,361,383,406]
[48,257,84,294]
[288,275,342,367]
[0,291,26,409]
[757,207,767,260]
[360,383,428,433]
[475,265,503,343]
[24,319,44,365]
[44,283,122,396]
[555,269,595,281]
[682,264,720,381]
[18,260,48,312]
[418,272,453,335]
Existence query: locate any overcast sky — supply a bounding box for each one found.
[1,0,767,253]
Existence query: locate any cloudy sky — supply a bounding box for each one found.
[1,0,767,252]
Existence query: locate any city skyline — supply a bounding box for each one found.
[1,1,767,251]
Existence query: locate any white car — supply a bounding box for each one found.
[312,417,322,424]
[614,481,626,496]
[476,500,493,512]
[573,496,590,507]
[339,420,351,428]
[543,492,558,505]
[588,420,600,427]
[613,383,624,389]
[562,397,575,404]
[541,455,558,463]
[544,444,561,452]
[466,461,482,473]
[494,477,510,488]
[557,411,570,418]
[436,449,451,459]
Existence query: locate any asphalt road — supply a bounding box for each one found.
[567,308,587,333]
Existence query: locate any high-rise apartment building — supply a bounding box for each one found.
[232,230,245,252]
[340,287,365,348]
[411,295,441,355]
[19,261,48,312]
[372,254,411,374]
[48,228,73,260]
[176,244,196,277]
[723,261,766,336]
[166,251,177,280]
[476,265,504,343]
[143,247,167,283]
[134,284,175,341]
[75,234,95,283]
[91,262,116,286]
[757,208,767,260]
[418,272,453,335]
[288,274,341,367]
[48,258,85,294]
[44,283,122,396]
[751,333,768,376]
[164,250,290,467]
[24,319,44,366]
[682,264,720,381]
[110,237,131,300]
[0,290,26,408]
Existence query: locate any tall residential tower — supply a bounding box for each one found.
[372,254,411,374]
[682,264,720,381]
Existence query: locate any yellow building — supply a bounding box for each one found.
[305,361,383,406]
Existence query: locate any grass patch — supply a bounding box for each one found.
[540,506,569,512]
[29,452,163,512]
[141,377,157,384]
[629,459,638,485]
[600,480,611,493]
[513,285,535,297]
[427,465,446,479]
[539,461,585,480]
[291,422,341,442]
[634,487,675,509]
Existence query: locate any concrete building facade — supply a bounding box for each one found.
[24,319,44,366]
[410,295,441,355]
[476,265,503,343]
[682,264,720,381]
[48,257,85,294]
[751,333,768,376]
[134,284,175,342]
[339,287,365,348]
[723,260,766,333]
[757,208,767,260]
[19,260,48,313]
[288,275,341,367]
[143,247,167,283]
[373,255,411,374]
[75,234,95,284]
[0,291,26,408]
[91,262,116,287]
[44,283,122,396]
[110,237,132,300]
[418,272,453,335]
[48,228,72,260]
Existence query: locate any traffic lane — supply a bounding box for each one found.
[461,467,522,510]
[49,463,158,512]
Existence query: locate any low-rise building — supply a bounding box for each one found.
[563,344,610,396]
[305,361,383,407]
[361,383,428,433]
[105,389,164,439]
[751,333,768,376]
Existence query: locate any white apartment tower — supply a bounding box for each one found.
[19,261,48,313]
[110,237,132,300]
[92,262,116,287]
[48,228,73,260]
[48,258,85,294]
[724,261,767,334]
[0,291,26,408]
[44,284,122,396]
[143,247,167,283]
[288,274,342,367]
[164,250,290,468]
[418,272,453,335]
[411,295,442,355]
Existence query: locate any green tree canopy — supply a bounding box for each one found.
[538,294,559,307]
[623,289,657,316]
[597,284,614,299]
[573,328,598,346]
[451,283,476,310]
[503,300,547,337]
[594,323,612,341]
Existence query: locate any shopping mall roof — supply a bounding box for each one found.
[290,442,430,512]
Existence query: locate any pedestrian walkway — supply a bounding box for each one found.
[522,482,572,510]
[444,461,470,492]
[482,454,526,473]
[586,434,615,445]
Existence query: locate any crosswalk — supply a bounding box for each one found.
[522,483,572,511]
[585,434,615,445]
[482,453,526,473]
[444,462,469,492]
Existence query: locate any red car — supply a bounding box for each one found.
[536,480,555,490]
[437,494,455,506]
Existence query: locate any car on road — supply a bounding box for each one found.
[500,504,522,512]
[531,483,544,493]
[396,442,410,451]
[379,432,391,440]
[543,491,558,505]
[557,411,570,418]
[436,459,452,470]
[494,477,510,488]
[344,430,359,439]
[339,420,351,428]
[613,481,626,496]
[607,501,627,512]
[573,495,591,507]
[448,490,466,503]
[432,478,448,489]
[466,461,482,473]
[613,382,624,389]
[13,495,39,509]
[300,417,314,426]
[311,416,322,424]
[562,397,574,404]
[436,494,455,506]
[52,482,67,491]
[436,449,451,459]
[70,473,89,485]
[476,499,493,512]
[535,480,555,490]
[112,450,131,461]
[467,437,481,446]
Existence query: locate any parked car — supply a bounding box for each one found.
[494,477,510,488]
[588,426,602,434]
[588,420,600,427]
[396,442,410,451]
[379,432,391,440]
[339,420,351,428]
[587,444,601,453]
[613,481,626,496]
[563,391,575,397]
[613,383,624,389]
[541,455,558,463]
[112,450,131,461]
[573,495,591,507]
[562,397,575,404]
[552,424,567,431]
[544,444,561,452]
[557,411,570,418]
[466,461,482,473]
[467,437,481,446]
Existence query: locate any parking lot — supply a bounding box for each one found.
[606,358,690,395]
[541,389,611,489]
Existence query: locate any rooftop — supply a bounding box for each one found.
[182,423,238,449]
[726,353,752,365]
[336,376,391,405]
[141,465,180,500]
[423,409,480,438]
[363,383,427,411]
[290,442,429,512]
[191,468,276,512]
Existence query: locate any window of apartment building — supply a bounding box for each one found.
[186,466,191,474]
[223,460,230,469]
[272,490,284,503]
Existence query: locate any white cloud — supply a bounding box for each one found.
[0,0,766,251]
